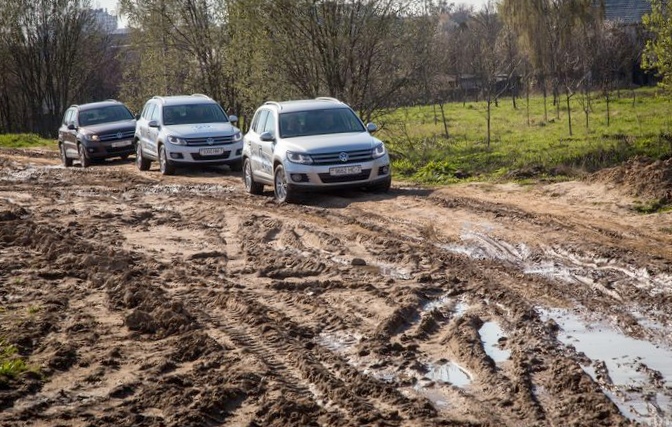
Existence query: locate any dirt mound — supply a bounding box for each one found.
[589,156,672,201]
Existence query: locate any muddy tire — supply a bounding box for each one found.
[229,159,243,172]
[136,142,150,171]
[159,144,175,176]
[369,176,391,193]
[274,164,296,204]
[60,143,73,167]
[244,158,263,195]
[78,143,90,168]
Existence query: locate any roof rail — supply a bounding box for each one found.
[264,101,282,110]
[151,95,165,102]
[191,93,211,99]
[315,96,341,103]
[104,99,118,102]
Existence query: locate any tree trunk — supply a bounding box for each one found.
[439,102,449,138]
[566,90,573,136]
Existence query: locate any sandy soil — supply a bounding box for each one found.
[1,149,671,426]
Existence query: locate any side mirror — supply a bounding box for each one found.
[366,123,378,133]
[148,120,159,128]
[260,131,275,142]
[229,115,238,123]
[135,113,140,120]
[67,123,76,130]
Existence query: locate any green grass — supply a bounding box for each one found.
[0,133,55,149]
[379,87,672,184]
[0,340,32,384]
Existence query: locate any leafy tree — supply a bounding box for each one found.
[643,0,672,89]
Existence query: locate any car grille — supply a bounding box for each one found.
[99,130,135,142]
[311,149,374,166]
[191,151,231,161]
[319,169,371,183]
[185,136,235,146]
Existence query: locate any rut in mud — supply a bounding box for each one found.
[0,150,671,426]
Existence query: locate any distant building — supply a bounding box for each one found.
[603,0,651,24]
[92,8,118,33]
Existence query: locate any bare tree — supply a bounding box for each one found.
[0,0,113,136]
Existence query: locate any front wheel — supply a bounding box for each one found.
[78,144,90,168]
[136,142,151,171]
[243,158,263,195]
[229,158,243,172]
[60,143,73,167]
[369,176,391,193]
[158,144,175,175]
[274,164,296,204]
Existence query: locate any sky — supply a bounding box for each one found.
[94,0,490,28]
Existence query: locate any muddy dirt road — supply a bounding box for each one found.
[1,149,671,426]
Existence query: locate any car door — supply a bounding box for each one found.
[60,108,77,157]
[246,109,268,179]
[146,103,161,157]
[257,111,276,181]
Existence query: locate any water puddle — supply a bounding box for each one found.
[478,321,511,363]
[439,232,672,296]
[422,295,469,316]
[539,307,672,425]
[425,361,472,387]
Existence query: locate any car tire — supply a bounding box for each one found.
[243,158,263,195]
[78,143,90,168]
[60,143,73,167]
[229,158,243,172]
[136,142,151,171]
[159,144,175,176]
[274,164,296,204]
[369,176,391,193]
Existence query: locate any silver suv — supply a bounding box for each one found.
[242,98,391,203]
[134,94,243,175]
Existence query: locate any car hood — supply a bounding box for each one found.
[281,132,381,154]
[80,119,136,134]
[164,123,239,138]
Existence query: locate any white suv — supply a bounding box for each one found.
[134,94,243,175]
[242,98,391,203]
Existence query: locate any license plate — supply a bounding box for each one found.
[199,147,225,156]
[329,165,362,176]
[111,140,132,148]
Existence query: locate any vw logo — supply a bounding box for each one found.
[339,152,349,162]
[207,138,214,145]
[116,132,123,139]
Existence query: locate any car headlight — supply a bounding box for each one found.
[168,135,187,145]
[84,134,99,141]
[372,143,386,159]
[286,151,313,164]
[232,131,242,142]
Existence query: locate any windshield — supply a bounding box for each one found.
[279,108,366,138]
[78,105,134,126]
[163,103,228,125]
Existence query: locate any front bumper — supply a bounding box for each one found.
[82,139,135,159]
[282,156,391,190]
[165,142,244,165]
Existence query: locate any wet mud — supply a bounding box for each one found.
[1,149,671,426]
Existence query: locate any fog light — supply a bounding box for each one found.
[236,149,242,155]
[87,147,95,153]
[291,174,303,182]
[170,153,183,159]
[380,165,389,175]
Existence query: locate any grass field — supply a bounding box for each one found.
[1,88,671,185]
[0,133,55,149]
[379,87,672,183]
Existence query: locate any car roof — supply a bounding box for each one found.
[73,100,127,111]
[263,98,349,114]
[150,94,217,107]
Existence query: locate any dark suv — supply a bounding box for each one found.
[58,100,136,167]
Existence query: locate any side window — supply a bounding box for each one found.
[151,104,161,121]
[142,103,155,120]
[263,113,275,134]
[253,110,269,134]
[63,109,73,125]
